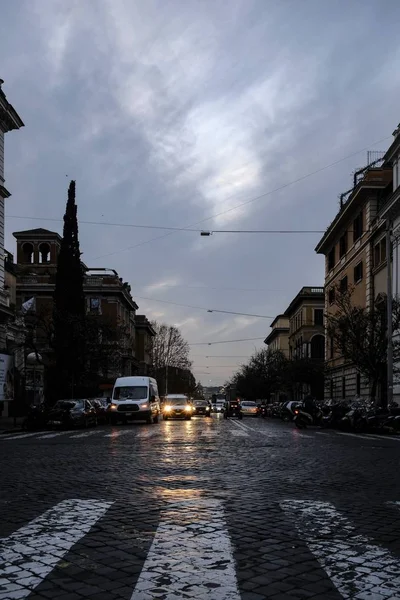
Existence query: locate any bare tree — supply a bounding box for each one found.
[150,321,192,394]
[326,286,400,406]
[150,321,192,371]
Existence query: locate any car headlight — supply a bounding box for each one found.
[164,405,171,412]
[141,404,148,409]
[185,405,192,412]
[110,404,118,410]
[206,406,210,411]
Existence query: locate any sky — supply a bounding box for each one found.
[1,0,400,386]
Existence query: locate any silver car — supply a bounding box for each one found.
[162,395,193,420]
[241,401,258,416]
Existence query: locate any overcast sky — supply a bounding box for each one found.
[1,0,400,385]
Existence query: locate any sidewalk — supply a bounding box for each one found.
[0,416,25,434]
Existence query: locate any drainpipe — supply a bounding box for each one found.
[386,218,393,407]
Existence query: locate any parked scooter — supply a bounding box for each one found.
[293,396,322,429]
[22,403,49,431]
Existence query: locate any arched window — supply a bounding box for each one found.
[310,334,325,360]
[39,243,50,264]
[22,243,34,264]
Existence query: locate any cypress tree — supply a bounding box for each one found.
[53,181,86,398]
[54,180,85,314]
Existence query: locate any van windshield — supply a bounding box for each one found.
[114,386,147,400]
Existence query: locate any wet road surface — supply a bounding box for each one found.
[1,415,400,599]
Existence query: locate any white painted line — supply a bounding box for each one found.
[3,432,46,440]
[281,499,400,599]
[201,429,217,436]
[137,429,159,439]
[365,434,400,442]
[69,430,100,439]
[103,430,133,438]
[334,431,395,442]
[37,431,74,439]
[0,498,113,600]
[131,499,241,600]
[229,419,248,431]
[231,429,248,437]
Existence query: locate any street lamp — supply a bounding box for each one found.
[26,352,42,405]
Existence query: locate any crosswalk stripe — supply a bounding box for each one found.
[69,430,100,439]
[131,499,240,600]
[231,430,248,437]
[136,429,159,439]
[3,432,47,440]
[0,499,113,600]
[37,431,74,439]
[281,499,400,599]
[103,430,133,438]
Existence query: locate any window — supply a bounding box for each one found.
[340,275,348,294]
[314,309,324,326]
[354,261,363,283]
[330,336,334,359]
[328,287,335,305]
[374,238,387,267]
[339,233,347,258]
[342,377,346,399]
[356,373,361,396]
[353,212,363,242]
[328,247,335,271]
[330,379,334,398]
[89,297,100,313]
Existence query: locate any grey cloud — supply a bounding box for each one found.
[2,0,400,384]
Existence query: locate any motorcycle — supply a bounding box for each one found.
[22,403,49,431]
[320,399,351,429]
[293,401,322,429]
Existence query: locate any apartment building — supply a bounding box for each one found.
[13,228,143,394]
[315,155,393,401]
[379,124,400,401]
[264,315,290,357]
[135,315,156,375]
[0,81,24,417]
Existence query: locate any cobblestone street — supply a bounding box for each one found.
[2,416,400,599]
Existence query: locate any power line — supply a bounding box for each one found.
[89,134,391,260]
[5,213,361,235]
[191,355,251,358]
[188,337,266,346]
[135,295,274,318]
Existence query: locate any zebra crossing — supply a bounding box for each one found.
[3,423,400,444]
[2,497,400,599]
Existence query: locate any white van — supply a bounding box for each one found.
[110,376,160,424]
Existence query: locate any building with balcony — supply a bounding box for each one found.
[379,124,400,401]
[12,228,141,395]
[285,286,325,360]
[264,315,290,357]
[315,154,393,401]
[135,315,156,375]
[0,82,24,417]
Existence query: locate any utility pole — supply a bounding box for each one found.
[386,217,394,407]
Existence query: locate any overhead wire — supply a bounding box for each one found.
[134,295,274,318]
[89,133,391,259]
[188,337,266,346]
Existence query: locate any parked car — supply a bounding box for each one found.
[193,400,212,417]
[241,401,258,416]
[162,395,193,420]
[47,399,97,428]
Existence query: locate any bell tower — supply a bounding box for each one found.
[13,228,62,272]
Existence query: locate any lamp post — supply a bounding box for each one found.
[26,352,42,405]
[386,218,394,407]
